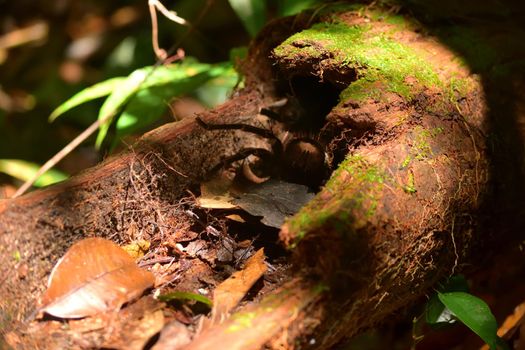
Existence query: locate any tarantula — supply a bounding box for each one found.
[196,101,329,188]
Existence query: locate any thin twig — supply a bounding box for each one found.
[149,0,164,59]
[149,0,188,60]
[150,0,187,25]
[139,256,176,267]
[12,116,106,198]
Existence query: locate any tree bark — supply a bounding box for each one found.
[2,3,523,349]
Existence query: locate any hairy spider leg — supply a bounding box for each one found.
[195,117,278,141]
[195,116,290,181]
[203,147,275,180]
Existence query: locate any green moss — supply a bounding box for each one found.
[227,312,257,332]
[340,78,381,101]
[412,126,442,160]
[441,75,477,113]
[339,155,386,183]
[274,18,442,102]
[401,155,412,169]
[448,76,471,101]
[403,170,417,194]
[431,127,444,136]
[397,126,443,174]
[330,156,386,220]
[384,13,407,26]
[13,250,21,262]
[287,155,386,245]
[291,208,334,242]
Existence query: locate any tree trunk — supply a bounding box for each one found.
[2,3,524,349]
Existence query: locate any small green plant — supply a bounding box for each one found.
[50,59,238,150]
[158,291,212,307]
[423,275,508,350]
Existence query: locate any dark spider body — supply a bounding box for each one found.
[196,105,329,189]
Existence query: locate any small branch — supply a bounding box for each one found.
[148,0,187,61]
[12,117,106,198]
[149,0,187,25]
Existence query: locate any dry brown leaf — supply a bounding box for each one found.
[225,214,245,223]
[39,237,155,318]
[196,190,237,209]
[232,179,315,228]
[122,239,151,259]
[500,302,525,339]
[209,248,267,325]
[196,173,237,209]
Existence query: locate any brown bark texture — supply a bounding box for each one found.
[2,2,525,349]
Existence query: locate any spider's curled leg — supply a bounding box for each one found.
[205,147,274,181]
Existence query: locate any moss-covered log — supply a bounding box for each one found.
[187,6,493,349]
[2,2,522,349]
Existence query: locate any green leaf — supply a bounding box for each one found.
[115,90,167,137]
[49,77,126,122]
[0,159,68,187]
[106,36,137,70]
[114,83,193,138]
[438,292,498,350]
[228,0,266,37]
[278,0,321,17]
[95,61,227,148]
[95,69,150,148]
[425,294,456,326]
[195,65,239,107]
[158,291,212,307]
[110,62,234,145]
[426,275,470,326]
